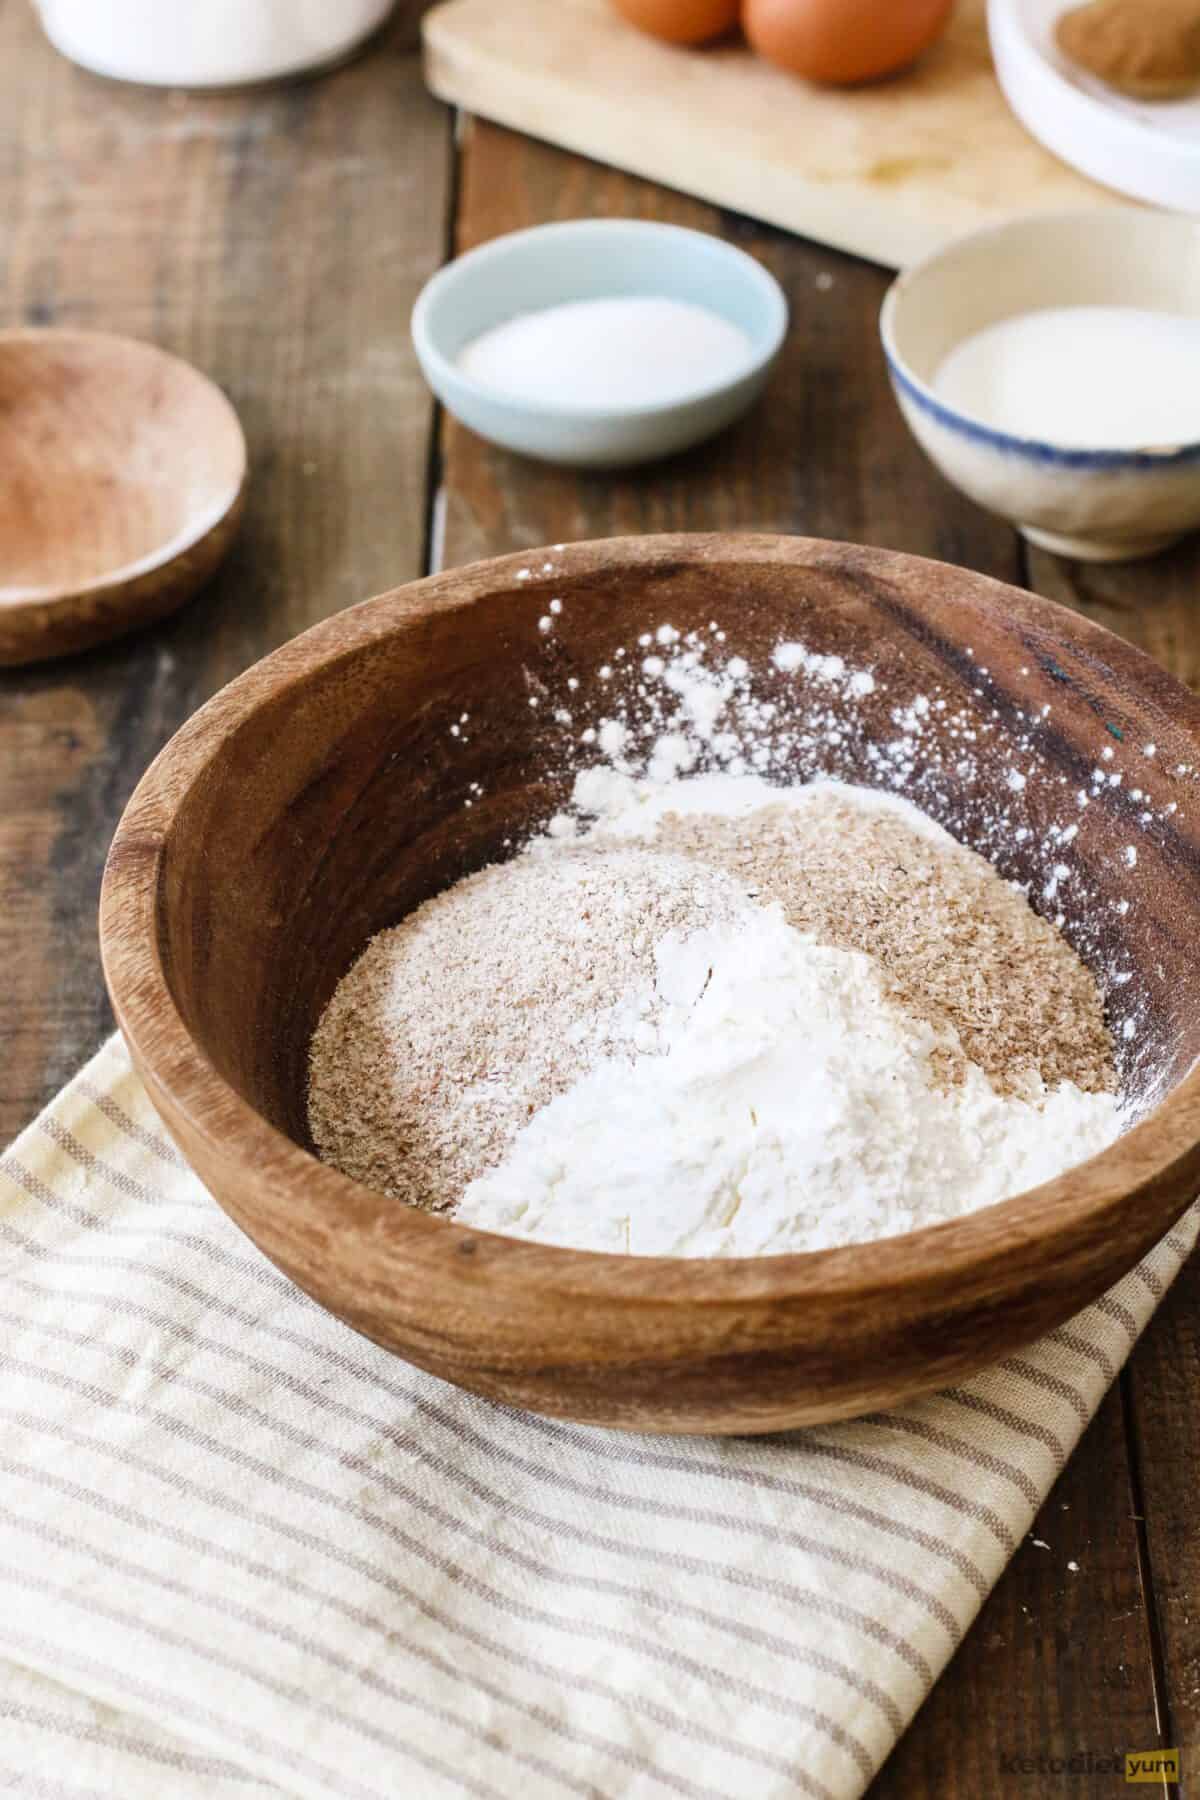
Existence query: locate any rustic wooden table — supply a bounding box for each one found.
[2,2,1196,1790]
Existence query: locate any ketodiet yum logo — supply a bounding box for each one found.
[1126,1750,1181,1784]
[996,1748,1180,1783]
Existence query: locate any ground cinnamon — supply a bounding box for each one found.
[1056,0,1200,99]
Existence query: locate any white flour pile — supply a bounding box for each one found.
[456,899,1116,1256]
[309,772,1121,1258]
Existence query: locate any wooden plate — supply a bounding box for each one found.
[0,329,246,666]
[100,535,1200,1433]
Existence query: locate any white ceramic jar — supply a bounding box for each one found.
[36,0,395,88]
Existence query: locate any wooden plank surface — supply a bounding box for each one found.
[438,116,1173,1797]
[1129,1272,1200,1769]
[0,4,1192,1789]
[0,0,449,1142]
[1029,540,1200,1777]
[424,0,1118,269]
[441,115,1022,575]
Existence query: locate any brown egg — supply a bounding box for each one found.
[743,0,954,83]
[611,0,742,47]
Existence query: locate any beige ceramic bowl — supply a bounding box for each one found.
[882,210,1200,563]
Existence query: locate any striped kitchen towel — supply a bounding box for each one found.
[2,1035,1195,1800]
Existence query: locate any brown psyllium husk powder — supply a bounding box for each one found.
[647,788,1114,1099]
[307,844,752,1210]
[307,789,1115,1214]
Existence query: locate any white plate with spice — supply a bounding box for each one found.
[988,0,1200,211]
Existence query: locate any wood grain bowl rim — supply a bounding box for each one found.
[100,534,1200,1322]
[0,327,248,610]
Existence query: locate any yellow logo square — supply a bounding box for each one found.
[1126,1749,1180,1784]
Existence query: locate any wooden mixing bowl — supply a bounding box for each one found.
[0,329,246,666]
[100,535,1200,1433]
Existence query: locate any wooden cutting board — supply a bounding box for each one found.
[423,0,1121,269]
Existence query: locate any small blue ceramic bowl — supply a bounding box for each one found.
[411,219,788,470]
[881,210,1200,563]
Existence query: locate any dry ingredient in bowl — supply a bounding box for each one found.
[308,776,1120,1257]
[1055,0,1200,99]
[308,845,749,1211]
[587,772,1113,1097]
[932,307,1200,452]
[456,297,754,411]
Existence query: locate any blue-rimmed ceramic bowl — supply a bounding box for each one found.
[412,219,788,470]
[880,211,1200,563]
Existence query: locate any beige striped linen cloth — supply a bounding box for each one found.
[2,1036,1196,1800]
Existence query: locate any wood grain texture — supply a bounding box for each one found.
[424,0,1119,268]
[1029,535,1200,1773]
[440,119,1024,577]
[439,118,1172,1793]
[0,4,1191,1782]
[0,0,449,1139]
[100,534,1200,1436]
[879,1388,1165,1797]
[0,328,246,664]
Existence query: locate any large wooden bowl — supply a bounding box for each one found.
[100,535,1200,1433]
